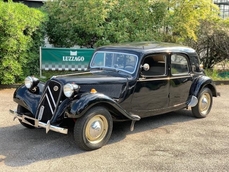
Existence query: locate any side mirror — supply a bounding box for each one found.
[142,63,150,71]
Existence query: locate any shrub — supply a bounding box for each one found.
[0,1,47,84]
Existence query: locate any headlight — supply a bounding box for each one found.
[63,83,80,97]
[25,76,39,89]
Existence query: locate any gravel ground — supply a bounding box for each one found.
[0,85,229,172]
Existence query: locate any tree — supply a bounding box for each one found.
[162,0,219,43]
[185,19,229,69]
[0,1,47,84]
[44,0,167,47]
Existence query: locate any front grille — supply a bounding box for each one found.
[35,80,62,122]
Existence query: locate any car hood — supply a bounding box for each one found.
[51,71,130,99]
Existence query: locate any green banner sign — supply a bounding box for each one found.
[40,47,94,71]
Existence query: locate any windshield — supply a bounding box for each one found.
[90,51,138,74]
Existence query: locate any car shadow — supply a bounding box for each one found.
[109,109,196,144]
[0,109,196,167]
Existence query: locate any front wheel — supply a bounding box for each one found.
[74,106,113,151]
[192,88,213,118]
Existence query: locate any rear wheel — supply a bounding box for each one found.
[192,88,213,118]
[74,106,113,151]
[17,105,35,129]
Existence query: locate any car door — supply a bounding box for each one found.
[169,53,193,107]
[130,53,169,118]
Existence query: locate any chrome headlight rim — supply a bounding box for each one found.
[63,83,80,98]
[25,76,33,89]
[25,76,39,89]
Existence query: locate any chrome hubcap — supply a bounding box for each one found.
[85,115,108,144]
[199,93,211,115]
[90,121,102,138]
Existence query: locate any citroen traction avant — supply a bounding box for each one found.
[10,42,218,151]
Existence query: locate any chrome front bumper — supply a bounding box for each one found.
[9,109,68,134]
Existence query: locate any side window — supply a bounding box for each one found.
[192,56,201,72]
[142,54,166,76]
[171,54,189,75]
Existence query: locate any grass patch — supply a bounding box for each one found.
[205,69,229,80]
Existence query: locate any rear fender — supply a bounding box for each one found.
[69,93,140,121]
[190,75,217,97]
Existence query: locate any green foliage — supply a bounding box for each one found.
[162,0,219,43]
[0,1,47,84]
[43,0,167,47]
[204,68,228,80]
[185,18,229,69]
[44,0,219,47]
[204,69,219,80]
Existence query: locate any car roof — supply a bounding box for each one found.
[96,41,196,55]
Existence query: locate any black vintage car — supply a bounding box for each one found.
[10,42,218,151]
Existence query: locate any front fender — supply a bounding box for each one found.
[69,93,140,121]
[190,75,217,97]
[13,83,44,115]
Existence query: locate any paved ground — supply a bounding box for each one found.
[0,85,229,172]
